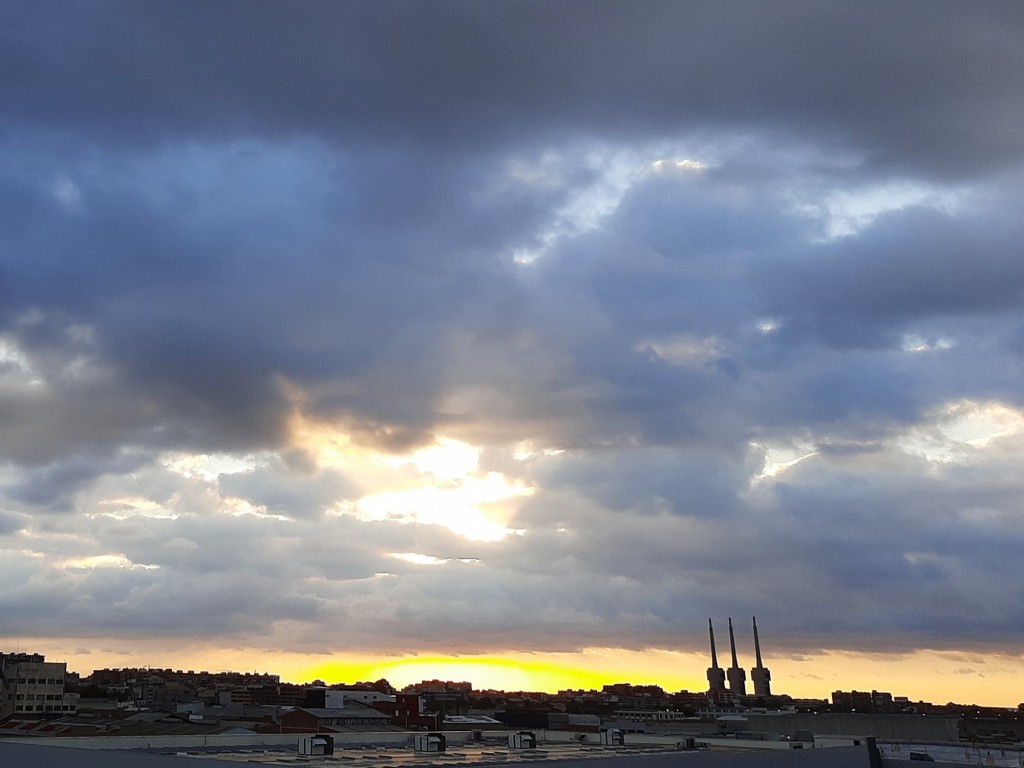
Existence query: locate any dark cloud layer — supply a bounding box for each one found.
[5,2,1024,177]
[2,1,1024,682]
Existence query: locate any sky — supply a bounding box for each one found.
[3,1,1024,706]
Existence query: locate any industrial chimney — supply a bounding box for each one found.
[750,616,772,697]
[726,617,747,696]
[706,619,726,695]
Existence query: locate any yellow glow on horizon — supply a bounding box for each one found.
[296,650,706,694]
[8,638,1024,707]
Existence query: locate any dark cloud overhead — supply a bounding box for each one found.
[4,2,1024,175]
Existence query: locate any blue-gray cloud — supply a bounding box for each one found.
[2,0,1024,677]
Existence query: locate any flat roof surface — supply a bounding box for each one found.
[153,741,687,766]
[878,742,1024,767]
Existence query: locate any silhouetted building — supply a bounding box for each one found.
[831,690,894,714]
[278,704,392,733]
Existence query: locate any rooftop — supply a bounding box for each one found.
[148,741,694,766]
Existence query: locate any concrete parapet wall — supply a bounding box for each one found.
[0,729,416,751]
[0,736,877,768]
[466,746,875,768]
[0,741,231,767]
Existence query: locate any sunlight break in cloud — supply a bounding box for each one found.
[220,496,292,522]
[409,437,479,480]
[60,554,159,571]
[897,399,1024,464]
[635,334,725,367]
[901,333,955,354]
[96,497,179,521]
[0,335,45,388]
[512,441,565,462]
[511,148,708,265]
[352,473,530,542]
[750,441,819,483]
[290,404,532,541]
[389,552,449,566]
[387,553,480,566]
[161,452,265,481]
[816,181,966,239]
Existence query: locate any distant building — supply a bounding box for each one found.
[278,704,393,733]
[372,693,440,730]
[322,686,394,706]
[224,683,308,707]
[403,680,473,694]
[744,710,959,742]
[831,690,894,714]
[670,690,711,710]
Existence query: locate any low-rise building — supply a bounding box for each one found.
[278,704,393,733]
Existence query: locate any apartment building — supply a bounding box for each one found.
[0,652,78,719]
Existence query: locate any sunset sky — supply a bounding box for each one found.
[3,1,1024,706]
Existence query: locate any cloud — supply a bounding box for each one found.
[4,2,1024,177]
[2,1,1024,700]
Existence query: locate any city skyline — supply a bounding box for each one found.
[3,1,1024,711]
[8,642,1023,723]
[46,643,1023,710]
[20,629,1024,709]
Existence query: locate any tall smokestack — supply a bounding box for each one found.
[709,618,719,669]
[726,617,747,696]
[729,618,739,668]
[753,616,764,667]
[750,616,772,697]
[706,619,726,695]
